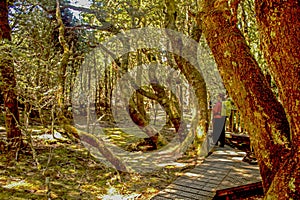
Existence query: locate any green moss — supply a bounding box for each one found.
[0,125,197,199]
[288,178,296,192]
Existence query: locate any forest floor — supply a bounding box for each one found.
[0,124,200,200]
[0,121,264,200]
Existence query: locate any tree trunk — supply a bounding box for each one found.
[0,0,22,148]
[201,0,298,197]
[128,82,183,145]
[56,0,70,117]
[255,0,300,154]
[164,0,209,141]
[150,83,183,133]
[255,1,300,198]
[63,124,129,172]
[136,50,149,122]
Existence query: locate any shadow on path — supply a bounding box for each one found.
[151,145,262,200]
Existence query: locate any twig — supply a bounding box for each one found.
[45,176,51,200]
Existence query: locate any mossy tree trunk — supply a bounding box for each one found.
[201,0,299,198]
[0,0,22,149]
[254,1,300,198]
[56,0,70,119]
[128,82,183,148]
[164,0,209,142]
[135,50,149,122]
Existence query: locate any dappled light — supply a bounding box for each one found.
[0,0,299,199]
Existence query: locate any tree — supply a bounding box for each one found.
[200,0,299,198]
[163,0,209,147]
[0,0,22,149]
[70,0,206,149]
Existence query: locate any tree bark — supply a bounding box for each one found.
[255,0,300,154]
[0,0,22,148]
[56,0,70,114]
[63,124,129,172]
[136,50,149,122]
[255,1,300,198]
[164,0,209,140]
[201,0,296,196]
[128,83,182,147]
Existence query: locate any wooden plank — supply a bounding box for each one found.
[215,181,263,197]
[152,145,262,200]
[151,194,173,200]
[174,177,220,190]
[171,182,215,197]
[163,187,209,199]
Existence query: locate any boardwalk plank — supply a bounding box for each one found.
[151,194,173,200]
[163,189,208,200]
[174,178,219,192]
[152,146,262,200]
[169,184,214,197]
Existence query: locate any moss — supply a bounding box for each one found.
[0,125,199,199]
[288,178,296,192]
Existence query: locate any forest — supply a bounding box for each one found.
[0,0,299,199]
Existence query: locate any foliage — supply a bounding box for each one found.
[1,0,299,199]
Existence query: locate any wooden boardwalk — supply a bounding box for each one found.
[152,145,262,199]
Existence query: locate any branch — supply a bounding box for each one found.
[63,5,119,33]
[56,0,71,108]
[39,3,119,34]
[63,124,129,172]
[66,24,115,31]
[56,1,69,54]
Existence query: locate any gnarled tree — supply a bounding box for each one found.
[200,0,299,198]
